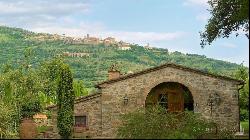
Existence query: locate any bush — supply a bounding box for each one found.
[20,96,42,119]
[117,106,214,139]
[37,125,49,133]
[241,120,249,133]
[0,101,18,139]
[240,109,249,121]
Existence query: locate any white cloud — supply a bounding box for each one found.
[183,0,209,8]
[100,31,186,44]
[0,0,187,45]
[0,0,92,33]
[183,0,210,23]
[0,0,90,17]
[29,21,106,37]
[220,43,237,48]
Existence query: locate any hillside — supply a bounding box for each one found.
[0,26,243,87]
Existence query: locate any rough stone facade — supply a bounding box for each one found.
[48,63,243,138]
[73,93,102,138]
[48,93,102,138]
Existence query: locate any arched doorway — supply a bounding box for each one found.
[145,82,194,112]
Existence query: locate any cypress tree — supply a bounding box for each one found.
[57,64,75,139]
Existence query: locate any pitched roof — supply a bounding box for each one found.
[46,92,101,110]
[95,63,244,88]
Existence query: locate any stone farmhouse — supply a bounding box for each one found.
[47,63,243,138]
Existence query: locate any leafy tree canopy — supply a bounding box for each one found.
[200,0,249,47]
[234,63,249,121]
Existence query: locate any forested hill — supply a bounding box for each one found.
[0,26,243,87]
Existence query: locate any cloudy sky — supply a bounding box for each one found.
[0,0,249,66]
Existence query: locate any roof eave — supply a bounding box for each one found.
[46,92,102,110]
[95,63,244,87]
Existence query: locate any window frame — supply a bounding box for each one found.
[74,115,88,127]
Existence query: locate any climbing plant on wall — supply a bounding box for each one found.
[57,64,75,139]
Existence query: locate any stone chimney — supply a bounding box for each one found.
[108,64,120,80]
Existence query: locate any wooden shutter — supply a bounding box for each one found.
[168,92,184,112]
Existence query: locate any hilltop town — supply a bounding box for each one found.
[30,33,155,58]
[30,33,154,50]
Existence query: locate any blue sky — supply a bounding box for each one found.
[0,0,248,66]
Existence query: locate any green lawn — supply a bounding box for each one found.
[241,120,249,133]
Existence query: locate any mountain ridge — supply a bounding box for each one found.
[0,25,243,87]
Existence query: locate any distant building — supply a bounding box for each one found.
[119,46,131,50]
[103,37,116,46]
[72,37,84,45]
[144,43,153,50]
[118,41,131,50]
[83,34,100,45]
[63,52,90,57]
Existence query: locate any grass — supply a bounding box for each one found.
[37,125,49,133]
[241,120,249,133]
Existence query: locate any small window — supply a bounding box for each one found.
[158,94,168,109]
[75,116,87,127]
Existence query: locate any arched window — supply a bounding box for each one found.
[158,94,168,109]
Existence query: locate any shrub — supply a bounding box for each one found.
[20,96,42,119]
[240,109,249,121]
[37,125,49,133]
[0,101,18,139]
[241,120,249,133]
[117,106,213,139]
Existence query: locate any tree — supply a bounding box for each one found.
[73,80,88,97]
[0,50,45,138]
[57,64,75,139]
[0,100,17,139]
[39,58,65,105]
[200,0,249,47]
[234,63,249,121]
[20,96,42,119]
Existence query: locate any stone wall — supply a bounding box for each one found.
[100,66,240,137]
[73,94,102,138]
[48,93,102,139]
